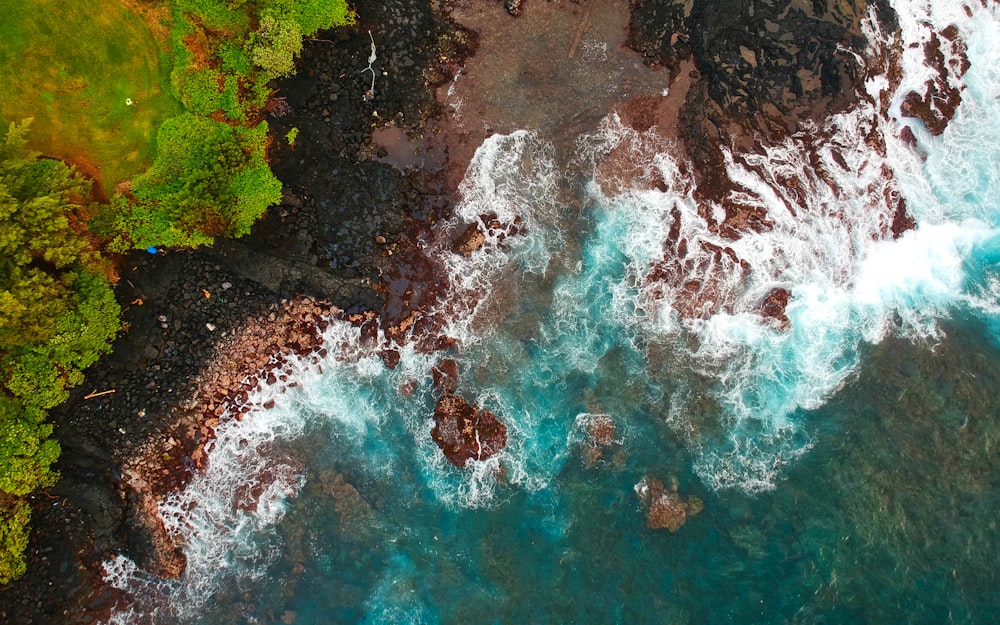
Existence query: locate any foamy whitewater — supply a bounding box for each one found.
[104,1,1000,623]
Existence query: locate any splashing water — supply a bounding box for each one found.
[103,1,1000,623]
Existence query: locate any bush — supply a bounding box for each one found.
[0,497,30,584]
[109,114,280,248]
[105,0,356,250]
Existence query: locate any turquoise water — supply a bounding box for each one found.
[105,3,1000,624]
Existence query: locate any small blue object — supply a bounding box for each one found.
[146,246,158,254]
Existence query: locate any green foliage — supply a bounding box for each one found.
[0,121,119,582]
[109,114,280,249]
[219,41,253,77]
[248,15,303,80]
[294,0,358,35]
[174,0,249,32]
[105,0,355,250]
[0,119,120,403]
[172,66,225,116]
[285,126,299,147]
[0,399,57,496]
[0,497,30,584]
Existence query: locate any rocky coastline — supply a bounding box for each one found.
[2,0,965,622]
[0,0,475,621]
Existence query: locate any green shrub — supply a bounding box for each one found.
[218,41,252,77]
[0,497,31,584]
[173,67,225,116]
[294,0,357,35]
[110,113,280,248]
[248,15,302,80]
[0,399,58,496]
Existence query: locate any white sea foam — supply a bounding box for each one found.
[572,0,1000,492]
[362,554,433,625]
[104,5,1000,620]
[438,130,563,344]
[102,317,428,622]
[104,135,581,614]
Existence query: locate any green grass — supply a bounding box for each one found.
[0,0,182,198]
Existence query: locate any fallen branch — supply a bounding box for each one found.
[84,389,116,400]
[361,30,378,101]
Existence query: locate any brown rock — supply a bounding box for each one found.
[380,349,401,370]
[635,476,703,532]
[587,415,616,447]
[578,414,621,467]
[132,493,187,578]
[760,287,791,327]
[431,358,459,394]
[898,32,966,136]
[451,223,486,256]
[431,393,507,467]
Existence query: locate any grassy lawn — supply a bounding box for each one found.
[0,0,181,198]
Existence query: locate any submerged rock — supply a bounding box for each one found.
[635,476,704,533]
[431,393,507,467]
[575,413,624,467]
[431,358,459,394]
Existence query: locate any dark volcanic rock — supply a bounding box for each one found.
[125,494,186,579]
[628,0,894,120]
[898,30,969,136]
[761,287,791,327]
[265,0,478,339]
[504,0,524,17]
[627,0,900,204]
[431,393,507,467]
[2,1,477,620]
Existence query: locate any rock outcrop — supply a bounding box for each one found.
[898,27,970,136]
[635,476,704,532]
[576,413,623,467]
[431,393,508,467]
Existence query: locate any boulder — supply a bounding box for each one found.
[451,223,486,257]
[635,476,703,532]
[431,358,459,394]
[431,393,507,467]
[760,287,790,327]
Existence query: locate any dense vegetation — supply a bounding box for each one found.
[0,120,120,582]
[102,0,355,250]
[0,0,355,583]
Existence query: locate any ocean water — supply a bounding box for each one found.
[104,1,1000,623]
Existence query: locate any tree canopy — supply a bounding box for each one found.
[0,120,120,583]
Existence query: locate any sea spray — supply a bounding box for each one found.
[437,130,563,345]
[100,3,1000,622]
[569,1,1000,491]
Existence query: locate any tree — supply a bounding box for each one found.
[248,14,303,80]
[0,120,119,582]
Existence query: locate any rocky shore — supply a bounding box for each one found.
[2,0,956,622]
[0,0,475,621]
